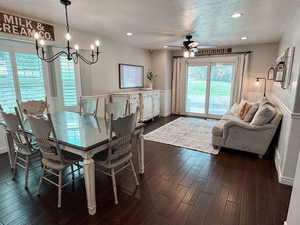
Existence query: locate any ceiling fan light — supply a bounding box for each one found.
[232,12,242,18]
[190,51,195,57]
[183,50,189,58]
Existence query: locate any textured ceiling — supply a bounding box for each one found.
[0,0,300,49]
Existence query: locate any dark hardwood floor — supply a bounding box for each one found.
[0,116,292,225]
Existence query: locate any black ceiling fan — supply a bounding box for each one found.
[166,35,214,51]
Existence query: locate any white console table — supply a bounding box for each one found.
[111,90,160,121]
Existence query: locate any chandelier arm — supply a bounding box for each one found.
[36,48,67,62]
[71,52,79,64]
[77,53,100,65]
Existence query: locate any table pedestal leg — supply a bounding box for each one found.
[83,158,96,215]
[138,128,145,174]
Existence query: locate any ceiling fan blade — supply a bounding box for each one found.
[188,42,200,48]
[166,45,183,48]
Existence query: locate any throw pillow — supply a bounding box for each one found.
[243,103,259,122]
[240,103,252,120]
[230,103,240,116]
[239,102,247,119]
[250,104,276,126]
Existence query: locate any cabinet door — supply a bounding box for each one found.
[141,94,153,121]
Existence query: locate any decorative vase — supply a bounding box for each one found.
[149,81,153,89]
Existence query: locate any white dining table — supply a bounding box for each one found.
[1,111,145,215]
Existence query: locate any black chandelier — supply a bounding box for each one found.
[34,0,100,65]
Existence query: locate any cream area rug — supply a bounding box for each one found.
[144,117,219,155]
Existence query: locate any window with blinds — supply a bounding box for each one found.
[16,53,46,102]
[59,56,77,107]
[0,51,17,112]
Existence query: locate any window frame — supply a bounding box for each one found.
[0,39,51,110]
[53,47,82,112]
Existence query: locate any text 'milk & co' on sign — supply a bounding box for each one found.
[0,11,55,41]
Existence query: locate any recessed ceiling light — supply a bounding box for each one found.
[232,12,242,18]
[163,45,168,48]
[126,32,133,36]
[241,36,248,40]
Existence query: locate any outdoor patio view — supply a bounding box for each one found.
[186,64,233,116]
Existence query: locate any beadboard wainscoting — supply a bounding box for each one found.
[159,89,171,117]
[271,94,300,186]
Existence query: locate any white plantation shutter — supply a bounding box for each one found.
[59,56,77,107]
[0,51,17,112]
[15,53,46,102]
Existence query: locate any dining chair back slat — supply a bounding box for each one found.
[27,114,64,163]
[79,96,99,116]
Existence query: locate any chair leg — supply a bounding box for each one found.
[129,159,139,186]
[24,155,30,190]
[12,152,18,180]
[76,162,81,176]
[58,171,63,208]
[111,169,118,205]
[38,165,45,196]
[71,165,75,183]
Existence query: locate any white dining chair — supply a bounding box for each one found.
[0,105,41,189]
[94,108,140,205]
[79,96,99,116]
[27,113,82,208]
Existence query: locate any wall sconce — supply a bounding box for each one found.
[256,77,267,97]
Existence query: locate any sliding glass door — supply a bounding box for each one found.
[186,62,234,118]
[186,65,209,114]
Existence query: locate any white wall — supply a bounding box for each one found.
[231,43,279,100]
[271,9,300,185]
[150,49,172,117]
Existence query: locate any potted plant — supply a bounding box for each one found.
[145,72,157,89]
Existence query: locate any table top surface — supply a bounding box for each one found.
[1,111,144,151]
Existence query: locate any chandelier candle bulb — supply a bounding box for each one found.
[74,44,79,51]
[90,44,95,50]
[34,32,40,40]
[39,40,45,46]
[65,33,71,40]
[95,40,100,47]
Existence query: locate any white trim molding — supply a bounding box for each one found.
[271,93,299,186]
[274,150,292,185]
[270,94,300,120]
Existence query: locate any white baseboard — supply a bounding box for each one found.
[275,150,294,186]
